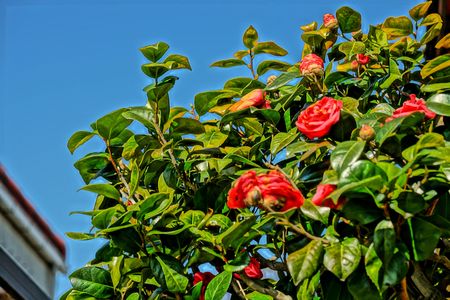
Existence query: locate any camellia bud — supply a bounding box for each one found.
[359,124,375,140]
[267,75,277,85]
[351,60,359,70]
[299,54,324,76]
[356,54,370,65]
[323,14,338,29]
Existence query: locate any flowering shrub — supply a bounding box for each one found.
[64,2,450,299]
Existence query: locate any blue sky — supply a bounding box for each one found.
[0,0,422,296]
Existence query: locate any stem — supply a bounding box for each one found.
[248,49,257,79]
[399,278,409,300]
[253,251,287,271]
[240,275,293,300]
[104,139,131,200]
[277,220,329,244]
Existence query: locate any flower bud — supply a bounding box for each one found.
[323,14,338,29]
[299,54,324,76]
[267,75,277,85]
[351,60,359,70]
[356,54,370,65]
[228,89,266,112]
[359,124,375,140]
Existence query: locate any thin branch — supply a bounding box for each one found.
[431,253,450,270]
[253,251,287,271]
[104,139,131,200]
[277,220,329,244]
[240,275,292,300]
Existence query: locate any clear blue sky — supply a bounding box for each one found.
[0,0,422,297]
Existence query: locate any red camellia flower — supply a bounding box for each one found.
[296,97,343,139]
[244,257,263,279]
[227,170,304,211]
[228,89,270,112]
[323,14,338,29]
[299,54,324,76]
[385,94,436,123]
[311,184,345,210]
[356,54,370,65]
[193,272,215,300]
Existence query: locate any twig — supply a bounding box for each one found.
[104,139,131,200]
[399,278,409,300]
[277,220,329,244]
[431,253,450,270]
[240,275,292,300]
[253,251,287,271]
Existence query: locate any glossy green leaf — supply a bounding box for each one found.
[155,256,189,293]
[253,41,288,56]
[396,191,426,214]
[194,90,239,116]
[74,153,110,184]
[301,199,330,224]
[265,71,299,90]
[164,54,192,70]
[380,59,402,89]
[323,238,361,281]
[287,240,324,285]
[406,217,441,261]
[436,33,450,49]
[223,77,266,94]
[270,129,299,156]
[365,244,383,292]
[330,141,365,174]
[420,13,442,27]
[204,271,232,300]
[140,42,169,62]
[374,220,396,266]
[211,58,246,68]
[92,207,118,230]
[180,210,205,226]
[80,184,120,200]
[338,41,365,57]
[216,215,256,248]
[347,265,382,300]
[68,131,95,154]
[256,60,291,76]
[381,16,413,39]
[171,118,205,134]
[243,25,258,49]
[96,108,132,140]
[137,193,172,220]
[198,130,228,148]
[66,232,95,241]
[69,267,114,298]
[409,1,432,21]
[141,62,171,78]
[122,106,155,132]
[426,93,450,116]
[421,54,450,78]
[336,6,362,33]
[341,196,382,225]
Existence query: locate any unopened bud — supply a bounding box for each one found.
[323,14,338,29]
[359,124,375,140]
[267,75,277,85]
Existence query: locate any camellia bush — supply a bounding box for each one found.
[63,1,450,299]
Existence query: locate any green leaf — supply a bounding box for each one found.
[92,207,118,230]
[421,54,450,78]
[301,199,330,224]
[223,77,266,95]
[234,50,249,59]
[365,244,383,292]
[380,58,402,89]
[137,193,172,220]
[420,82,450,92]
[436,33,450,49]
[381,16,413,39]
[323,238,361,281]
[211,58,247,68]
[74,153,110,184]
[155,256,189,293]
[367,26,388,48]
[68,131,95,154]
[206,214,232,231]
[257,60,291,76]
[96,108,132,141]
[338,41,365,57]
[216,215,256,248]
[396,191,426,214]
[69,267,114,298]
[330,141,366,174]
[66,232,95,241]
[324,72,353,87]
[198,130,228,148]
[420,13,442,27]
[409,1,432,21]
[287,240,324,285]
[205,271,232,300]
[347,265,382,300]
[140,42,169,62]
[110,256,123,289]
[243,25,258,49]
[420,22,443,45]
[339,160,387,192]
[265,71,299,90]
[336,6,362,33]
[406,217,441,261]
[194,90,239,116]
[301,30,326,47]
[253,41,288,56]
[80,184,120,200]
[180,210,205,226]
[122,106,155,132]
[171,117,205,134]
[270,129,299,156]
[426,93,450,116]
[373,220,396,266]
[341,197,382,225]
[164,54,192,70]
